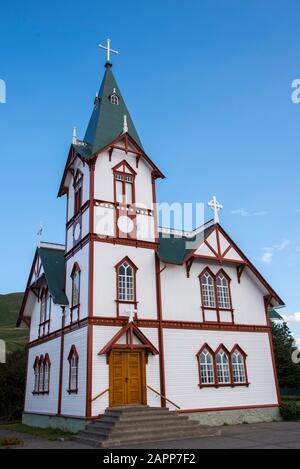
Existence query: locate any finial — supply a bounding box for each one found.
[72,127,77,145]
[98,38,119,64]
[37,224,43,247]
[208,196,223,224]
[123,115,128,133]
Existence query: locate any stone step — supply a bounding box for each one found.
[75,425,219,448]
[73,406,216,448]
[83,420,200,439]
[104,408,171,420]
[102,426,219,448]
[93,413,189,427]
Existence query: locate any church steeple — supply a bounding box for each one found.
[83,63,143,154]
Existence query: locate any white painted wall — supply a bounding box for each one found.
[61,326,87,417]
[65,244,89,324]
[163,329,277,410]
[24,338,61,415]
[93,243,157,319]
[161,260,268,326]
[94,148,154,208]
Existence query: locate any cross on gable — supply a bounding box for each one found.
[208,196,223,223]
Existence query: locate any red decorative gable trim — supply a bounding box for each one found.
[98,321,159,356]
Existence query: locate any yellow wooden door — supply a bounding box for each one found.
[109,350,146,406]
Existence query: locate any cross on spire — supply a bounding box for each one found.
[37,224,43,247]
[208,196,223,224]
[98,38,119,63]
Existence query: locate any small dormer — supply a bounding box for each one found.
[109,88,120,106]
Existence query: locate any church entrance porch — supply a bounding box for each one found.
[109,349,147,407]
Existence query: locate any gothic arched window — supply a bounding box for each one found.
[216,347,231,384]
[68,345,79,394]
[71,263,81,322]
[216,271,231,309]
[118,261,134,301]
[231,347,247,383]
[198,345,215,386]
[200,270,216,308]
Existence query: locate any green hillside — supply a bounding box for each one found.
[0,292,28,352]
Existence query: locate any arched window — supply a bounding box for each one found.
[71,264,81,322]
[43,354,51,393]
[33,357,39,393]
[118,261,134,301]
[231,347,247,383]
[201,270,216,308]
[39,288,51,336]
[198,347,215,385]
[216,348,231,384]
[38,357,44,393]
[110,94,119,105]
[216,271,231,309]
[68,345,79,394]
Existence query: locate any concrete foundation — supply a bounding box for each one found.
[22,413,91,433]
[186,406,281,426]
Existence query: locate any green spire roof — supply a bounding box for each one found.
[84,63,143,154]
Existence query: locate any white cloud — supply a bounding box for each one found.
[260,239,291,264]
[231,208,268,217]
[281,312,300,324]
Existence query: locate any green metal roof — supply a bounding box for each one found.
[83,63,143,155]
[157,223,215,264]
[269,308,283,320]
[38,247,68,306]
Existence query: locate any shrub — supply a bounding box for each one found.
[279,401,300,421]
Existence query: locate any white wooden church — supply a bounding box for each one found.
[18,42,284,432]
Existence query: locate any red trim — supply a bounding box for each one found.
[196,343,216,388]
[57,307,66,415]
[86,161,95,418]
[98,321,159,356]
[175,404,279,414]
[155,253,166,407]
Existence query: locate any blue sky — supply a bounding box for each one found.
[0,0,299,339]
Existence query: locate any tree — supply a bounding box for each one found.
[0,349,27,421]
[271,321,300,389]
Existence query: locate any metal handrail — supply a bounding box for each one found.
[91,387,109,402]
[147,385,181,410]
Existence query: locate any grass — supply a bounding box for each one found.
[2,423,73,441]
[0,436,23,447]
[0,292,28,352]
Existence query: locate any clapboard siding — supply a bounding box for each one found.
[24,338,61,414]
[61,327,87,416]
[163,329,277,410]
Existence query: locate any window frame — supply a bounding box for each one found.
[115,256,138,317]
[110,93,120,105]
[199,268,234,323]
[33,354,51,395]
[39,287,51,337]
[67,345,79,394]
[70,263,81,323]
[231,344,248,385]
[73,172,83,216]
[196,343,249,389]
[215,344,232,385]
[197,344,217,388]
